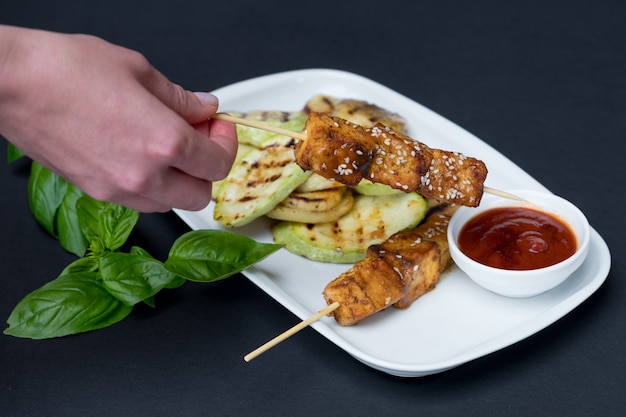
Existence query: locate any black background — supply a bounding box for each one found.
[1,1,625,416]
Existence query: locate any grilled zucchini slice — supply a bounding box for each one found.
[211,143,255,200]
[213,137,311,227]
[272,192,428,263]
[353,179,402,196]
[295,173,344,193]
[266,189,354,223]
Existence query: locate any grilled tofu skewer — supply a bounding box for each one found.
[242,204,457,339]
[243,206,455,356]
[297,112,488,207]
[323,204,457,326]
[214,113,518,206]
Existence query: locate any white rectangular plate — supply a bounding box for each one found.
[174,69,611,377]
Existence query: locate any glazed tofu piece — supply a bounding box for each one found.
[368,205,456,309]
[296,112,374,186]
[322,257,405,326]
[421,149,488,208]
[366,123,432,192]
[368,239,441,310]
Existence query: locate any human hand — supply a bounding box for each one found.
[0,26,238,212]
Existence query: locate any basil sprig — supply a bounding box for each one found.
[4,159,282,339]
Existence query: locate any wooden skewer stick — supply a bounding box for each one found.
[213,113,526,202]
[244,302,340,362]
[483,187,528,202]
[214,113,306,140]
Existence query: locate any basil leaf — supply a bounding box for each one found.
[164,230,282,282]
[57,183,89,256]
[74,195,102,242]
[6,143,25,162]
[130,246,151,257]
[99,251,177,306]
[60,256,99,275]
[28,162,68,237]
[143,296,156,308]
[129,247,186,288]
[133,245,186,289]
[77,196,139,252]
[99,203,139,251]
[164,275,186,289]
[4,272,132,339]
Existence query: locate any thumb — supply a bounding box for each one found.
[153,78,219,124]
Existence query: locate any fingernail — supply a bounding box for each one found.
[193,92,219,107]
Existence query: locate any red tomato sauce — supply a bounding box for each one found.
[458,207,577,270]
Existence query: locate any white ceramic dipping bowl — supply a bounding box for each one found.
[447,189,591,298]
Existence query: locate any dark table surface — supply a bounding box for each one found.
[2,1,625,416]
